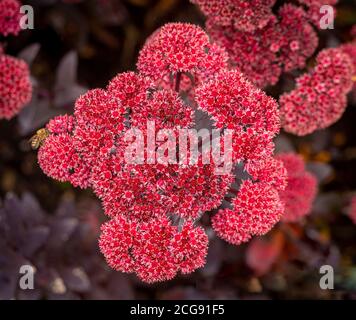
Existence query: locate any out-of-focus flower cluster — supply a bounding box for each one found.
[348,197,356,225]
[297,0,338,28]
[191,0,276,32]
[0,0,22,36]
[192,1,355,138]
[36,23,286,283]
[340,29,356,102]
[0,0,32,120]
[203,3,320,88]
[0,52,32,120]
[280,48,354,136]
[276,153,318,222]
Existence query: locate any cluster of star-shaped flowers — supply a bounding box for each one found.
[194,70,286,245]
[38,72,231,283]
[205,4,318,88]
[0,49,32,120]
[99,216,209,283]
[0,0,23,36]
[211,157,287,245]
[297,0,338,29]
[195,70,280,163]
[38,23,286,283]
[276,153,317,222]
[340,26,356,102]
[137,23,229,101]
[279,48,354,136]
[191,0,276,32]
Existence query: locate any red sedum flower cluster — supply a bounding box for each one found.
[297,0,338,28]
[191,0,276,32]
[137,23,229,98]
[276,153,317,222]
[340,28,356,102]
[0,0,23,36]
[0,0,32,120]
[195,70,286,244]
[0,52,32,120]
[99,216,208,283]
[280,48,354,136]
[212,179,286,245]
[195,70,280,163]
[205,4,318,88]
[37,23,287,282]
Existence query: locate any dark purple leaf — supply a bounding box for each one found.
[18,44,41,66]
[17,93,60,136]
[54,84,87,108]
[55,51,78,87]
[48,217,78,247]
[22,226,50,257]
[60,267,91,293]
[307,162,333,184]
[21,192,46,225]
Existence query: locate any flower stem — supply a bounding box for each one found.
[175,72,182,92]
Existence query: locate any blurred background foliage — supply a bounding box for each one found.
[1,0,356,299]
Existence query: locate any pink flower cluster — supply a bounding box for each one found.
[276,153,317,222]
[211,157,287,245]
[194,70,285,244]
[0,52,32,120]
[280,48,354,136]
[205,4,318,88]
[297,0,338,28]
[37,23,285,282]
[348,197,356,225]
[137,23,229,97]
[351,25,356,39]
[340,28,356,101]
[100,217,208,283]
[0,0,23,36]
[191,0,276,32]
[212,179,286,245]
[195,70,280,163]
